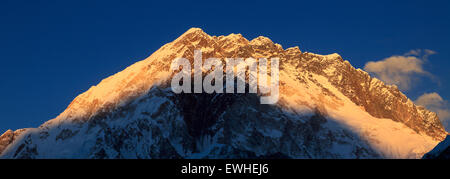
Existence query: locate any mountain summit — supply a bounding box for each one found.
[0,28,447,158]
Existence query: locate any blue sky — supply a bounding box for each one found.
[1,0,450,132]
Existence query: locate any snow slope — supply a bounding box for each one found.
[423,135,450,159]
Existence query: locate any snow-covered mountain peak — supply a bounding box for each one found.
[250,36,274,45]
[0,28,447,159]
[173,27,212,45]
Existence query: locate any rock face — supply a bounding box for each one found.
[0,129,27,154]
[0,28,447,159]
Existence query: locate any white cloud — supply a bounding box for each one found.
[415,92,445,108]
[364,56,428,90]
[363,49,435,91]
[415,92,450,130]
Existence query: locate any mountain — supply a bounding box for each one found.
[0,28,447,159]
[423,135,450,159]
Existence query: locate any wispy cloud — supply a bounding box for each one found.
[363,49,435,91]
[415,92,450,130]
[404,49,436,58]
